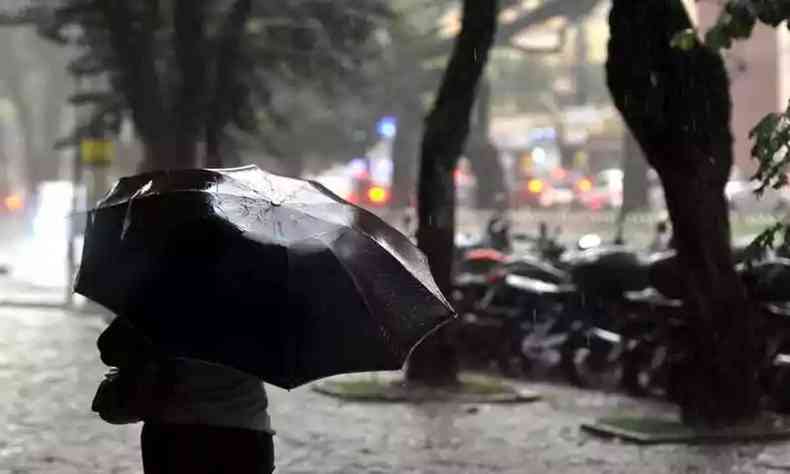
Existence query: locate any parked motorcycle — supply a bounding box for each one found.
[618,253,790,407]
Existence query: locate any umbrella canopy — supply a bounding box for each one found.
[76,165,454,389]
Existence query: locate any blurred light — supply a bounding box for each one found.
[348,158,368,178]
[527,179,544,194]
[465,248,507,262]
[377,116,397,139]
[527,127,556,142]
[4,194,23,212]
[346,192,360,205]
[370,158,393,182]
[578,234,602,250]
[353,170,370,180]
[531,147,547,164]
[576,178,593,193]
[367,186,390,204]
[551,167,567,180]
[520,153,533,173]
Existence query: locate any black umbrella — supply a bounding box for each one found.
[75,165,454,389]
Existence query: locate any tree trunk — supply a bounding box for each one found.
[467,79,506,209]
[390,106,421,209]
[138,141,200,173]
[607,0,759,426]
[205,142,223,169]
[620,130,649,213]
[406,0,498,385]
[659,159,758,426]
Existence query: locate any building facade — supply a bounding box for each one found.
[697,4,789,174]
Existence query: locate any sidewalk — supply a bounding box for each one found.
[0,275,68,307]
[0,275,110,318]
[3,303,790,473]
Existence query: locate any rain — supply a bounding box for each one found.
[1,0,790,472]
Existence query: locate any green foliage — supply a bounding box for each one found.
[705,1,790,50]
[744,221,785,264]
[670,28,697,51]
[34,0,392,164]
[750,104,790,195]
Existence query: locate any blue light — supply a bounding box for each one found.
[377,116,397,138]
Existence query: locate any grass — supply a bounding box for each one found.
[582,414,790,445]
[313,372,540,403]
[595,416,695,437]
[456,376,515,395]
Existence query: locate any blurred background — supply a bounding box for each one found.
[0,0,784,292]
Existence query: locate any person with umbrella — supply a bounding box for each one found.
[94,314,276,473]
[82,166,455,473]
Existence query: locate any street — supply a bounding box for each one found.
[2,301,790,473]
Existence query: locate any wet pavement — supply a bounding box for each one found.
[3,304,790,473]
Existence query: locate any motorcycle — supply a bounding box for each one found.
[619,253,790,407]
[556,244,656,389]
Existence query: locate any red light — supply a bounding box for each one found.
[551,167,567,180]
[346,192,360,204]
[352,169,370,179]
[465,248,507,262]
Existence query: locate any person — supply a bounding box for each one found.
[93,315,276,473]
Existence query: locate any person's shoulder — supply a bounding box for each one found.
[167,357,263,381]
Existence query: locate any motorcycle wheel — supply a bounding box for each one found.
[560,330,621,390]
[621,339,669,398]
[496,321,533,378]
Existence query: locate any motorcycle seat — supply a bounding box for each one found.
[740,258,790,302]
[565,247,651,295]
[761,302,790,318]
[624,287,683,308]
[504,274,576,297]
[505,254,569,284]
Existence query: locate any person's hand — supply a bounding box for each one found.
[97,316,156,368]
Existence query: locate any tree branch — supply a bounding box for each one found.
[424,0,600,58]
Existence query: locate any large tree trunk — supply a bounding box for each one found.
[138,142,201,173]
[406,0,498,385]
[620,130,650,212]
[607,0,759,426]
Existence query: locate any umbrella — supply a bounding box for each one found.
[75,165,454,389]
